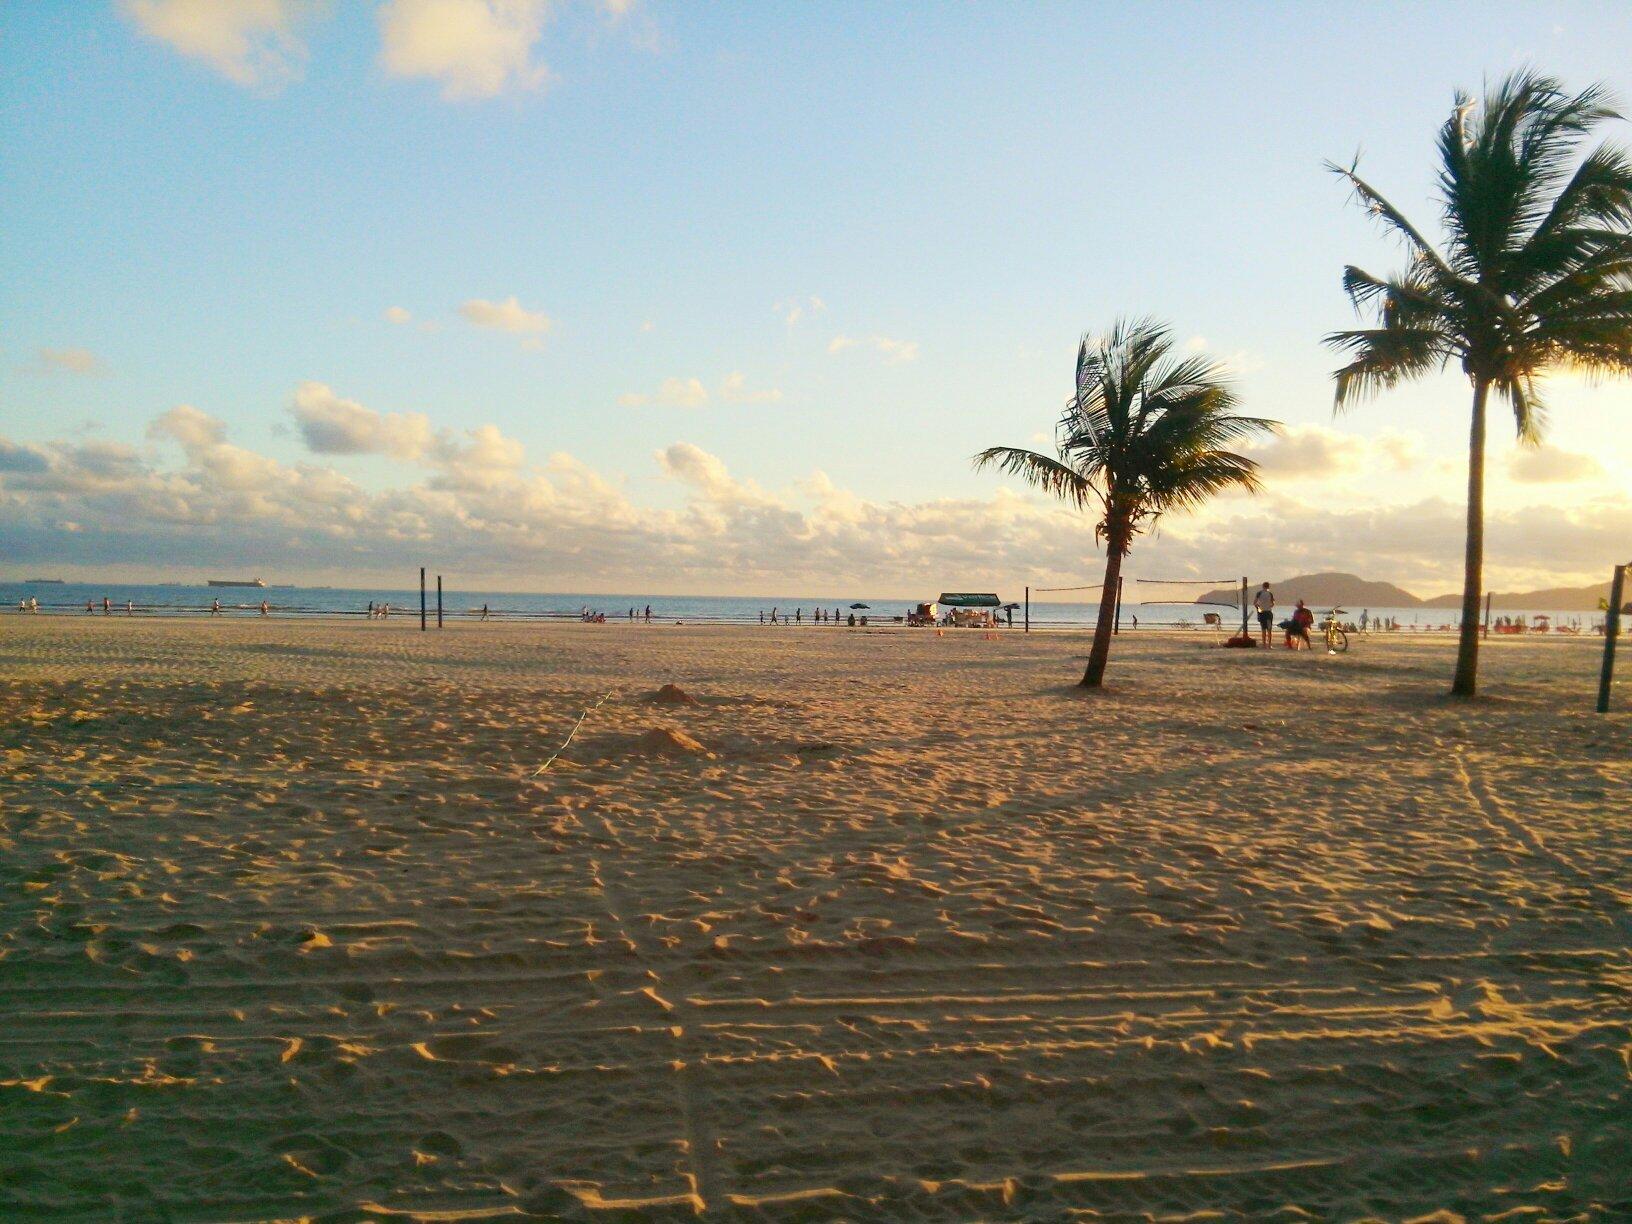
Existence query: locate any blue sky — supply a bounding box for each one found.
[2,1,1629,594]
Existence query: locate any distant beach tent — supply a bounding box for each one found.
[936,592,1003,608]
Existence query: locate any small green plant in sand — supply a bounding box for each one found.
[975,318,1272,688]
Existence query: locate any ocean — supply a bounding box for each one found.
[0,581,1609,634]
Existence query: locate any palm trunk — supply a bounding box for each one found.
[1081,528,1127,687]
[1451,378,1489,698]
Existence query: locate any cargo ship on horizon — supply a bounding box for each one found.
[207,578,267,588]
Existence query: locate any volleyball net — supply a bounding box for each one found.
[1026,575,1250,630]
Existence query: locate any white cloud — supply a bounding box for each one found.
[1507,443,1604,485]
[377,0,551,101]
[458,295,553,344]
[290,382,438,460]
[774,296,826,326]
[121,0,317,90]
[619,372,782,408]
[828,334,919,363]
[384,306,414,325]
[719,372,782,404]
[150,403,227,451]
[1245,424,1366,480]
[619,377,710,408]
[1375,430,1424,472]
[1181,334,1265,376]
[35,347,106,376]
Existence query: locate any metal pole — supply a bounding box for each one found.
[420,567,427,632]
[1597,563,1626,714]
[436,575,443,629]
[1483,591,1492,638]
[1024,586,1029,634]
[1114,575,1123,635]
[1241,576,1249,639]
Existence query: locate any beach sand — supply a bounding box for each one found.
[2,618,1628,1221]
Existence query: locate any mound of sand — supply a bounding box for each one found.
[612,726,715,760]
[650,683,696,705]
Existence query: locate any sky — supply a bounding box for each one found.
[2,0,1629,598]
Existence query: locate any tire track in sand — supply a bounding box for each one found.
[589,838,720,1215]
[1454,747,1632,944]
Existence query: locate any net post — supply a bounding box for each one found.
[1240,576,1248,639]
[420,567,427,632]
[1114,576,1123,635]
[1483,591,1492,638]
[1597,563,1626,714]
[1024,586,1029,634]
[437,575,444,629]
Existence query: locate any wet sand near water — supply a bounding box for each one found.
[2,618,1628,1221]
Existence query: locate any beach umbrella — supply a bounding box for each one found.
[849,602,870,609]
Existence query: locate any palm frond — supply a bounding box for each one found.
[971,447,1095,510]
[1327,158,1459,283]
[1326,326,1450,408]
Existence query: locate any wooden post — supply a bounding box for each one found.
[436,575,443,629]
[1114,575,1123,634]
[1597,563,1626,714]
[1024,586,1029,634]
[1240,576,1249,639]
[1483,591,1492,638]
[419,567,427,632]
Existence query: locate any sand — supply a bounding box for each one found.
[1,617,1628,1222]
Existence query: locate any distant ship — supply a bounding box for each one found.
[24,578,66,584]
[208,578,267,588]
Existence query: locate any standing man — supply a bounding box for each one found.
[1253,581,1275,647]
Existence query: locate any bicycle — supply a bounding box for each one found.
[1319,608,1349,654]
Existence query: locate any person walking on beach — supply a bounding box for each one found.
[212,598,222,616]
[1253,581,1275,647]
[102,597,111,616]
[259,599,269,617]
[481,603,490,621]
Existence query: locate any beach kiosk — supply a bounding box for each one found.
[932,592,1005,628]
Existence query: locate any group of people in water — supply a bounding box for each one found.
[760,607,864,626]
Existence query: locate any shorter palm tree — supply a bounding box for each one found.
[975,318,1272,687]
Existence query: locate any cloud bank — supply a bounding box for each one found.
[2,397,1624,594]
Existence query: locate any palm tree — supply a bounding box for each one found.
[975,318,1272,687]
[1327,72,1632,697]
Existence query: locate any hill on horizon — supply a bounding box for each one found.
[1198,572,1615,612]
[1196,572,1423,609]
[1420,582,1614,611]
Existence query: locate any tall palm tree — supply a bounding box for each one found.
[975,318,1272,687]
[1327,72,1632,697]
